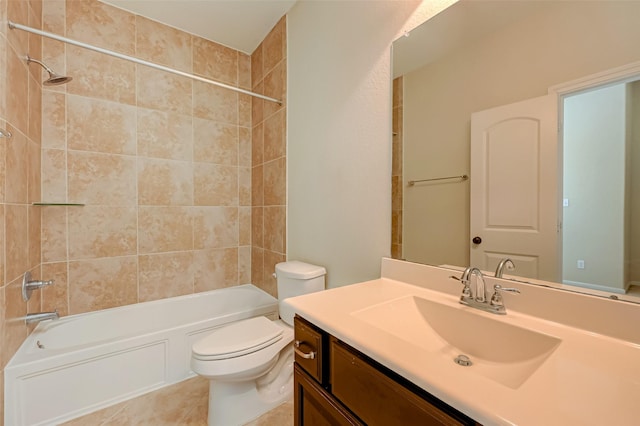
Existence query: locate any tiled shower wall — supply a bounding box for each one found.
[1,0,44,420]
[391,76,403,259]
[37,0,286,316]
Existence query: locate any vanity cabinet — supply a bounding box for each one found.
[293,315,479,426]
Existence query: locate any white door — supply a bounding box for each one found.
[470,94,560,281]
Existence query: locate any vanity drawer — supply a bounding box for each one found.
[330,338,472,426]
[294,316,325,383]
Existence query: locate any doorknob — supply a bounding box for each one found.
[472,236,482,244]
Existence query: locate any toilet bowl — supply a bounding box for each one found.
[191,261,326,426]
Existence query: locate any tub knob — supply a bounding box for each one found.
[22,271,56,301]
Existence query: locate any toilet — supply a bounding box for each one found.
[191,261,326,426]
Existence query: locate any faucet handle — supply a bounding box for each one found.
[490,284,520,307]
[449,275,472,298]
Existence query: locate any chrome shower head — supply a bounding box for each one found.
[25,54,72,86]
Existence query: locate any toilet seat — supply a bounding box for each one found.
[192,316,284,361]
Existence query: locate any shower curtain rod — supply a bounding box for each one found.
[8,20,282,105]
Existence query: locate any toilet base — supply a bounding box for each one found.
[207,346,294,425]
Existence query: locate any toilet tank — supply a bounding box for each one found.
[275,261,326,325]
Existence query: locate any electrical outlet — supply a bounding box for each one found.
[563,198,569,207]
[577,260,585,269]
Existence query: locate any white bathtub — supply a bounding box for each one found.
[4,284,278,426]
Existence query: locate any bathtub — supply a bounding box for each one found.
[4,284,278,426]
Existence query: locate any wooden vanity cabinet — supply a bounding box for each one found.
[293,315,479,426]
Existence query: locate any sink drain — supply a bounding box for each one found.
[454,354,472,366]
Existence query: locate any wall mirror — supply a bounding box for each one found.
[392,0,640,301]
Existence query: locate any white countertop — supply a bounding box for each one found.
[284,259,640,426]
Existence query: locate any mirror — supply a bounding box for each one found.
[391,0,640,301]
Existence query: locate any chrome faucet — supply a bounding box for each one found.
[494,258,515,278]
[461,266,486,302]
[25,310,59,325]
[450,267,520,315]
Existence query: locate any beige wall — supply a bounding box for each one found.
[562,84,626,291]
[1,0,286,416]
[287,0,454,288]
[630,81,640,285]
[403,1,640,269]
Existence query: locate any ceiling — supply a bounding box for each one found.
[101,0,298,54]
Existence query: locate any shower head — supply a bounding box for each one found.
[25,54,72,86]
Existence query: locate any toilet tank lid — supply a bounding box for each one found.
[276,261,326,279]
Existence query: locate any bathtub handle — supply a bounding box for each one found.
[294,340,316,360]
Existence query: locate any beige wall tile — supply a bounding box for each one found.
[136,16,192,72]
[263,61,286,119]
[264,108,285,163]
[193,37,238,86]
[252,206,263,249]
[68,256,137,314]
[67,151,136,205]
[239,93,251,128]
[67,206,137,260]
[239,127,251,167]
[67,95,136,155]
[137,108,193,161]
[138,158,193,206]
[7,0,28,57]
[41,38,66,95]
[41,262,69,316]
[0,38,6,120]
[239,52,251,90]
[193,118,238,165]
[5,127,28,203]
[251,81,264,126]
[41,149,67,203]
[0,123,4,202]
[193,82,238,125]
[139,252,193,302]
[263,158,286,206]
[67,46,136,105]
[28,205,41,270]
[193,248,238,292]
[263,206,285,253]
[27,139,41,204]
[193,206,238,250]
[5,204,29,283]
[263,17,286,74]
[28,76,41,144]
[239,206,251,246]
[6,49,28,136]
[238,246,251,284]
[42,0,64,34]
[42,90,66,149]
[65,0,135,55]
[0,206,4,286]
[239,167,251,206]
[251,43,263,88]
[251,246,264,288]
[193,163,238,206]
[251,164,263,206]
[137,66,192,115]
[41,206,68,262]
[138,206,193,254]
[251,122,263,166]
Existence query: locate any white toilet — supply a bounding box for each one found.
[191,261,326,426]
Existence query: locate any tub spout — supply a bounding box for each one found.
[25,310,59,325]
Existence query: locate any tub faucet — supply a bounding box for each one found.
[495,258,515,278]
[25,310,59,325]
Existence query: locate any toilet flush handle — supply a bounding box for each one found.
[294,340,316,359]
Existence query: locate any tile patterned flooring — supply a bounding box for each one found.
[61,377,293,425]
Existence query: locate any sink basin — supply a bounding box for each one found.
[351,295,561,389]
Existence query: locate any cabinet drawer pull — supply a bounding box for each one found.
[294,340,316,359]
